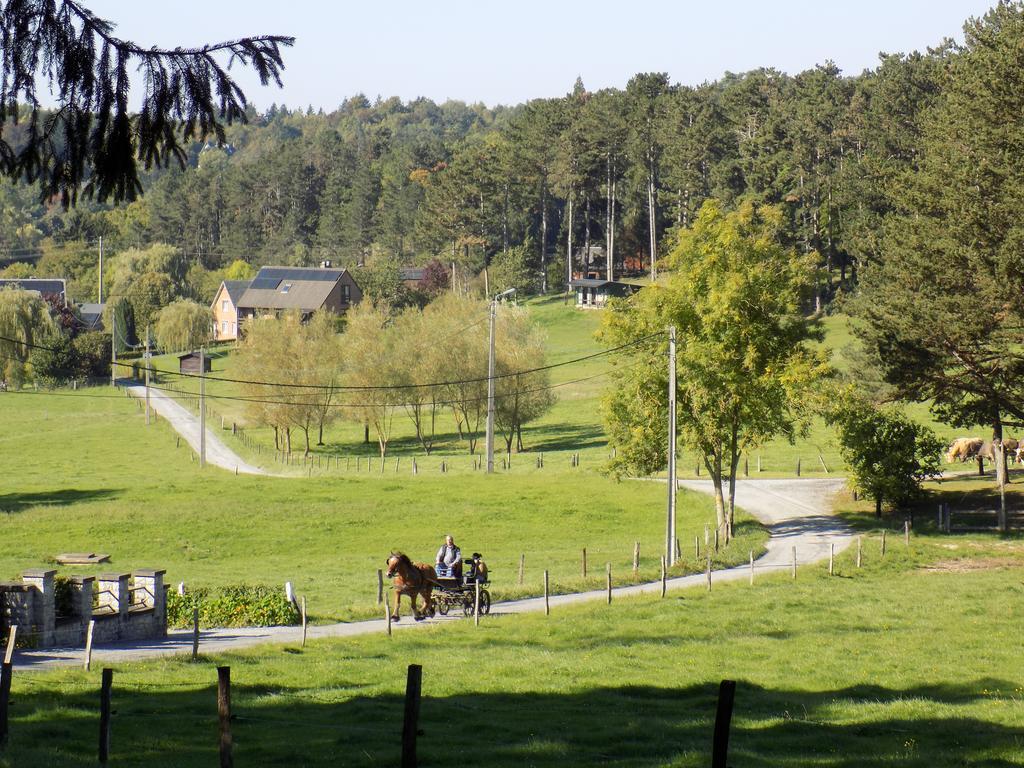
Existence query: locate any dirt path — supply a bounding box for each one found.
[14,478,851,669]
[123,383,266,476]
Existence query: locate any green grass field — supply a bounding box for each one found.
[1,529,1021,767]
[0,388,766,623]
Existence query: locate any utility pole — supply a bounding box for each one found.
[486,288,516,474]
[485,298,497,474]
[666,326,677,565]
[98,236,103,304]
[199,347,206,468]
[144,325,151,426]
[110,311,116,387]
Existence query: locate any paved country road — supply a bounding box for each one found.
[123,383,266,476]
[14,478,850,670]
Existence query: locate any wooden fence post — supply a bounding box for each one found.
[660,555,666,598]
[301,596,307,648]
[401,664,423,768]
[543,570,550,615]
[904,520,910,546]
[695,535,700,560]
[217,666,233,768]
[706,554,712,591]
[791,546,797,579]
[749,550,754,585]
[191,609,200,661]
[606,563,612,604]
[474,582,481,627]
[581,548,587,579]
[377,569,384,604]
[84,620,95,670]
[881,530,887,557]
[757,454,762,473]
[3,627,16,665]
[518,554,525,585]
[98,668,113,766]
[386,601,392,636]
[856,536,862,568]
[829,543,834,576]
[796,458,801,477]
[714,528,719,553]
[633,541,640,575]
[0,662,11,748]
[711,680,737,768]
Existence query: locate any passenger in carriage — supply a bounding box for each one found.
[435,534,462,580]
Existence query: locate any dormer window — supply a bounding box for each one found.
[280,283,292,294]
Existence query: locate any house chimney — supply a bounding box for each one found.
[320,260,332,269]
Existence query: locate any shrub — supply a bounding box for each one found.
[166,584,300,628]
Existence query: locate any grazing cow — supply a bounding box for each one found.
[975,438,1019,462]
[945,437,983,464]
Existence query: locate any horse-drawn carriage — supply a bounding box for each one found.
[433,553,491,616]
[385,550,491,621]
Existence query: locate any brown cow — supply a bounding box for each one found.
[945,437,983,464]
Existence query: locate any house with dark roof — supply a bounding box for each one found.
[235,265,362,328]
[0,278,68,306]
[211,279,251,341]
[568,278,641,309]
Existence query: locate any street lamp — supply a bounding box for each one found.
[486,288,516,473]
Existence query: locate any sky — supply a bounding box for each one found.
[82,0,997,111]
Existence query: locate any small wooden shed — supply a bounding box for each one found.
[178,352,212,375]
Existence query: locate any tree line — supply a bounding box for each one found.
[235,294,554,457]
[0,8,975,309]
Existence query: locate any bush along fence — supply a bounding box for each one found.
[0,660,742,768]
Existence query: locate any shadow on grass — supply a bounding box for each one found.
[4,677,1020,767]
[527,423,607,453]
[0,488,122,513]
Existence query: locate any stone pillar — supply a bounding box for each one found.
[96,573,130,617]
[0,583,34,635]
[133,569,167,636]
[70,574,95,619]
[22,569,55,646]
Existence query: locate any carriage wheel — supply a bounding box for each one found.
[438,600,449,616]
[480,589,491,615]
[462,593,474,617]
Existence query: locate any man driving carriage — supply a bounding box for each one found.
[435,534,462,579]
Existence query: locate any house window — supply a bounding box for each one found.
[222,321,228,333]
[221,300,229,312]
[281,283,292,294]
[341,284,351,303]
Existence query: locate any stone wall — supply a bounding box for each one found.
[0,567,167,648]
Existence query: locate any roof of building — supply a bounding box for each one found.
[570,278,618,289]
[78,302,105,330]
[220,280,251,306]
[399,267,425,282]
[0,278,67,296]
[237,266,350,311]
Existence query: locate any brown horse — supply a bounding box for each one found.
[385,552,436,621]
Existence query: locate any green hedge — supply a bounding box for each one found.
[167,585,300,628]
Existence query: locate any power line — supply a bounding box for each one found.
[142,366,627,410]
[118,333,663,391]
[0,329,661,395]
